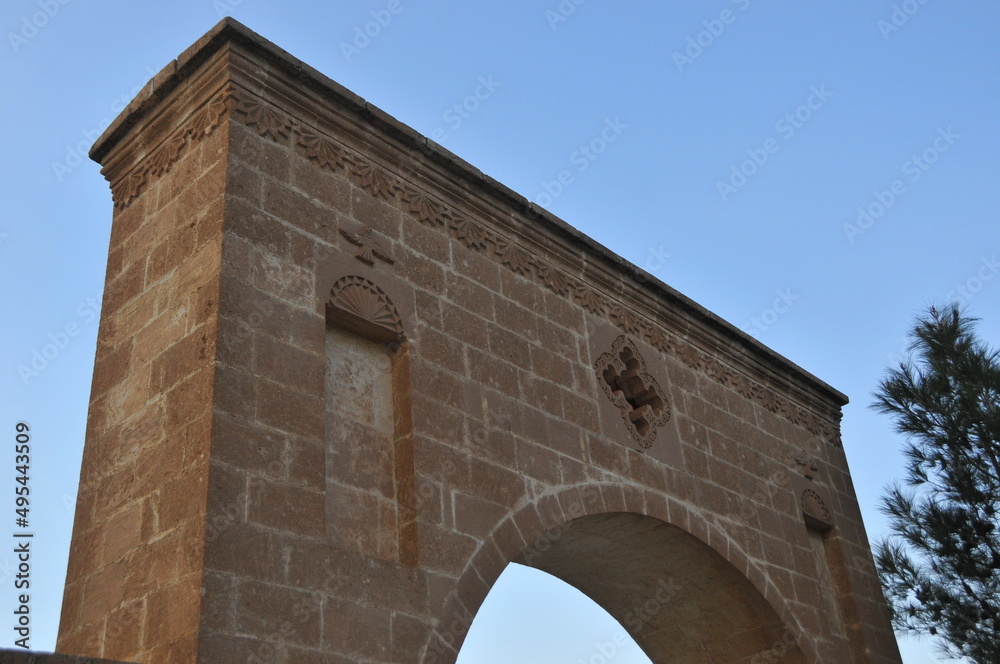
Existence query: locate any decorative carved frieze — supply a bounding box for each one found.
[574,284,605,316]
[537,263,572,297]
[298,132,345,171]
[112,83,841,448]
[609,304,642,337]
[188,96,229,139]
[110,91,230,209]
[450,214,490,251]
[352,162,398,200]
[147,135,187,177]
[495,240,534,275]
[234,97,291,140]
[403,190,446,227]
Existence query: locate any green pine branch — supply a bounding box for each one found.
[872,304,1000,663]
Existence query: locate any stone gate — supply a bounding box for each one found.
[55,18,901,664]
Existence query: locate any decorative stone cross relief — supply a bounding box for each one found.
[595,335,672,449]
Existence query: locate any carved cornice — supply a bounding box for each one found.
[107,75,841,447]
[219,88,842,446]
[110,90,231,210]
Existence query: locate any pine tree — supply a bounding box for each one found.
[872,304,1000,663]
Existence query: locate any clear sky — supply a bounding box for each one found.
[2,1,997,662]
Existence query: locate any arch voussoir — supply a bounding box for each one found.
[423,483,816,664]
[596,484,622,514]
[468,538,506,590]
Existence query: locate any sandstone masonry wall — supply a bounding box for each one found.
[57,18,902,664]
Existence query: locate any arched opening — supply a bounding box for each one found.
[454,512,807,664]
[458,563,654,663]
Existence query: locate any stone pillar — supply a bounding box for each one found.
[57,27,231,664]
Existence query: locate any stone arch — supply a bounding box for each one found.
[424,483,813,664]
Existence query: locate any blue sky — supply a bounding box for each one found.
[2,1,998,662]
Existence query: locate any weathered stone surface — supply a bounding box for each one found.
[0,651,132,664]
[57,17,901,664]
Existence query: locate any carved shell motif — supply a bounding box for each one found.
[298,133,344,171]
[352,162,397,200]
[495,241,534,275]
[327,275,403,343]
[187,97,228,139]
[147,135,187,177]
[237,99,291,140]
[403,190,446,226]
[801,489,834,531]
[450,215,490,251]
[574,284,605,315]
[537,264,572,296]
